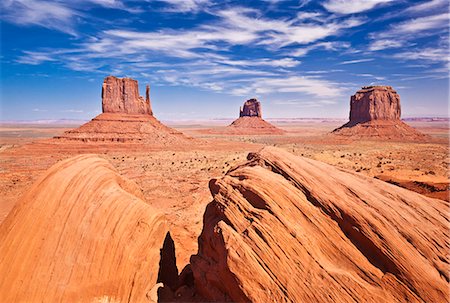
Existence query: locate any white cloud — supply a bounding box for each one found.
[0,0,77,35]
[367,12,449,56]
[230,76,344,98]
[16,51,57,65]
[70,7,364,62]
[338,58,374,65]
[404,0,448,14]
[354,73,386,81]
[394,13,448,35]
[372,13,448,40]
[0,0,142,35]
[392,47,449,63]
[84,0,143,13]
[85,0,125,8]
[213,7,364,48]
[217,58,301,68]
[10,4,359,99]
[322,0,393,14]
[296,12,324,21]
[153,0,211,12]
[305,69,343,74]
[291,41,350,57]
[368,39,404,51]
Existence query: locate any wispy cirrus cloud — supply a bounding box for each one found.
[338,58,374,65]
[62,7,364,61]
[369,12,448,51]
[403,0,447,14]
[11,5,362,101]
[392,47,449,63]
[367,10,449,56]
[354,73,386,81]
[16,51,58,65]
[322,0,393,14]
[229,76,344,97]
[368,39,405,51]
[383,13,448,37]
[290,41,350,57]
[0,0,143,35]
[0,0,78,35]
[367,10,450,51]
[151,0,211,13]
[83,0,143,13]
[211,7,365,48]
[215,57,301,68]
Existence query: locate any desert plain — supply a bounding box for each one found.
[1,117,448,269]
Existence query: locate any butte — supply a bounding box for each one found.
[221,98,284,135]
[56,76,191,145]
[332,86,426,140]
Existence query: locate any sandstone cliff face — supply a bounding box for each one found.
[0,155,168,302]
[333,86,425,140]
[102,75,152,115]
[240,98,262,118]
[191,147,448,303]
[349,86,400,124]
[57,76,192,144]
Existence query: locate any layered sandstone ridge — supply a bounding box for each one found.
[0,155,168,302]
[102,76,152,115]
[333,86,426,140]
[56,76,191,144]
[191,147,448,302]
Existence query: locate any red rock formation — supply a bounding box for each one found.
[240,98,262,118]
[56,76,192,144]
[102,76,152,115]
[227,116,285,135]
[349,86,400,124]
[333,86,426,140]
[207,98,284,135]
[57,113,190,144]
[191,146,448,302]
[0,155,168,302]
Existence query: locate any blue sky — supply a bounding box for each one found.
[1,0,448,121]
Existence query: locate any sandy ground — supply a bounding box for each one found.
[0,120,448,269]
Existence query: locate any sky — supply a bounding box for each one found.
[0,0,448,121]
